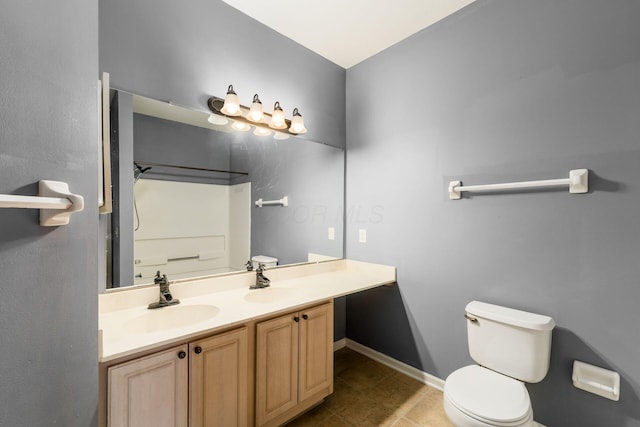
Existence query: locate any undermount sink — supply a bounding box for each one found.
[243,287,303,304]
[124,304,220,334]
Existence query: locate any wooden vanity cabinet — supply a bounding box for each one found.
[189,327,249,426]
[105,300,333,427]
[106,326,250,427]
[108,344,189,427]
[255,301,333,427]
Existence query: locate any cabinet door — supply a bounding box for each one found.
[189,327,249,427]
[256,313,299,426]
[299,302,334,401]
[108,345,188,427]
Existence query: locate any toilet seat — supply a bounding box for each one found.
[444,365,533,427]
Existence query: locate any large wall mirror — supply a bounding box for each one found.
[106,90,344,289]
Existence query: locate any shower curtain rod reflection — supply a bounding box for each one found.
[133,160,249,176]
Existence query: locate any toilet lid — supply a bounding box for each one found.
[445,365,531,425]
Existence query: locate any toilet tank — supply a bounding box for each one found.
[466,301,555,383]
[251,255,278,269]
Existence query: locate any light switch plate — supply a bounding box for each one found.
[359,229,367,243]
[328,227,335,240]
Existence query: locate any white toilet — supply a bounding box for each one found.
[443,301,555,427]
[251,255,278,270]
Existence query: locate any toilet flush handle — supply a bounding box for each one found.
[464,313,478,323]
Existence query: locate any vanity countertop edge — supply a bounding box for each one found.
[99,259,396,363]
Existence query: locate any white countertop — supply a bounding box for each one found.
[99,259,395,363]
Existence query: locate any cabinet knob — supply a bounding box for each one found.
[177,351,187,359]
[302,314,309,320]
[293,316,299,322]
[194,346,203,354]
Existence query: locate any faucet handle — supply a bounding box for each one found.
[154,271,169,286]
[245,260,254,271]
[148,271,179,309]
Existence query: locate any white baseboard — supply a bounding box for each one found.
[341,338,445,392]
[333,338,346,352]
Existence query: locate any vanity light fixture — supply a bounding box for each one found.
[273,132,290,140]
[231,121,250,131]
[269,101,287,130]
[207,84,309,137]
[289,108,307,134]
[247,94,264,123]
[220,85,241,116]
[253,126,272,137]
[207,114,228,126]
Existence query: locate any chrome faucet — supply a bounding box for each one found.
[250,263,271,289]
[148,271,180,309]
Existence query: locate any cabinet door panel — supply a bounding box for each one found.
[256,314,299,425]
[108,345,188,427]
[299,302,333,401]
[189,327,249,427]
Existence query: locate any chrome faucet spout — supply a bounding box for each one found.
[148,270,180,309]
[250,263,271,289]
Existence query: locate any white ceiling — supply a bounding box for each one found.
[221,0,475,69]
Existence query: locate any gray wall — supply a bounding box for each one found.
[99,0,346,149]
[0,1,99,426]
[133,114,234,184]
[230,137,344,266]
[345,1,640,426]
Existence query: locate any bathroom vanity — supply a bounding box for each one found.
[98,260,395,427]
[98,88,374,426]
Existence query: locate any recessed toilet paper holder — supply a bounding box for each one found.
[572,360,620,401]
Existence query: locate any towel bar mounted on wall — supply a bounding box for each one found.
[255,196,289,208]
[448,169,588,200]
[0,180,84,226]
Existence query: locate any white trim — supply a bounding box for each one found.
[333,338,346,352]
[344,339,445,392]
[99,72,112,214]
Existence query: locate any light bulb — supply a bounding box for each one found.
[269,101,287,130]
[221,85,242,116]
[253,126,271,137]
[289,108,307,134]
[247,94,264,123]
[207,114,228,125]
[273,132,290,140]
[231,120,250,131]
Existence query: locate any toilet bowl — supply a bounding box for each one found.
[443,301,555,427]
[444,365,533,427]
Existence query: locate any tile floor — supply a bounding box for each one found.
[286,347,453,427]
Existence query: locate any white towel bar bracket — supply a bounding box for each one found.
[0,180,85,226]
[255,196,289,208]
[448,169,589,200]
